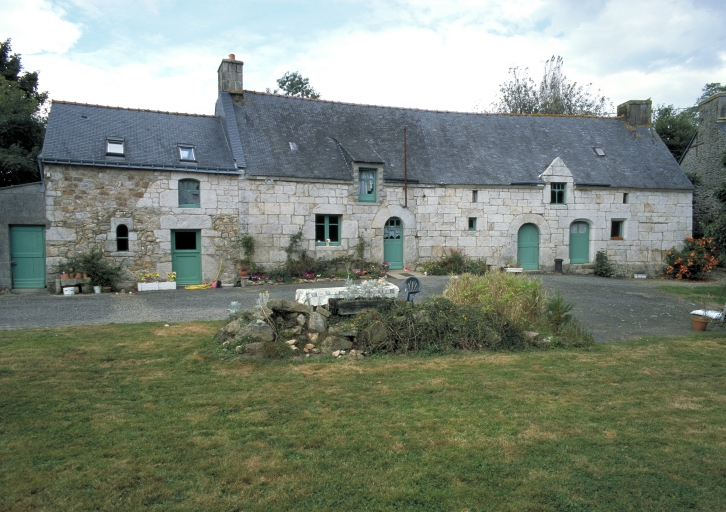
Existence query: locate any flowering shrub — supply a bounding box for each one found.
[139,271,161,282]
[663,237,719,280]
[166,271,176,282]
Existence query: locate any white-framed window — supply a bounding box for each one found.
[106,138,124,156]
[179,146,196,162]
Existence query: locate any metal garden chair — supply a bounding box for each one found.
[402,276,422,302]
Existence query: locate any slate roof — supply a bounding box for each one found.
[39,101,238,174]
[233,91,693,190]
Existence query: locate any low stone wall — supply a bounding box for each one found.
[214,298,379,359]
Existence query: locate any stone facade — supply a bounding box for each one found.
[0,182,48,290]
[43,164,241,289]
[242,158,691,277]
[680,93,726,235]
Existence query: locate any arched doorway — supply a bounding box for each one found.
[517,224,539,270]
[569,221,590,263]
[383,217,404,270]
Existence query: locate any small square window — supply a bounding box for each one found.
[315,215,341,245]
[468,218,477,231]
[106,138,124,156]
[623,193,629,204]
[358,169,376,202]
[551,183,566,204]
[472,190,478,203]
[611,220,624,239]
[179,146,196,161]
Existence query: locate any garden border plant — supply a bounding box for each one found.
[422,249,488,275]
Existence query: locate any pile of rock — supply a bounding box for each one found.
[214,298,369,359]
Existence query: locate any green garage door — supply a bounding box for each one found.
[569,222,590,263]
[171,230,202,285]
[10,225,46,289]
[517,224,539,270]
[383,217,404,270]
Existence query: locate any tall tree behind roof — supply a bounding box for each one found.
[492,56,611,116]
[0,38,47,187]
[653,104,697,162]
[274,71,321,99]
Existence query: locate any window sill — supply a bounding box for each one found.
[548,203,567,209]
[315,244,341,248]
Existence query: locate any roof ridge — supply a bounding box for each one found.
[242,90,616,120]
[51,100,218,118]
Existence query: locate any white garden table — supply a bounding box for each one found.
[295,281,399,307]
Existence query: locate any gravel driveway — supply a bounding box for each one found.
[0,274,708,342]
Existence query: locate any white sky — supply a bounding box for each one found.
[2,0,725,115]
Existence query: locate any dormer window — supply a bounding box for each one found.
[106,138,124,156]
[593,147,605,157]
[179,146,196,162]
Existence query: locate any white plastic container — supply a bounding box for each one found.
[63,287,75,296]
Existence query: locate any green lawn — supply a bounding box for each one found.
[657,284,726,307]
[2,323,726,511]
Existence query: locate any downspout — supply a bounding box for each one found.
[403,126,408,209]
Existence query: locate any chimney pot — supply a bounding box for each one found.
[228,54,235,61]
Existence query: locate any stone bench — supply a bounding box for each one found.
[55,278,92,294]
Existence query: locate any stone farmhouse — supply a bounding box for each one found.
[679,92,726,235]
[2,55,693,290]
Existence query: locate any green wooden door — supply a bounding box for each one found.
[10,225,46,289]
[171,230,202,285]
[569,222,590,264]
[383,217,404,270]
[517,224,539,270]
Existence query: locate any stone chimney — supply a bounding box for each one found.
[218,54,244,94]
[699,92,726,122]
[617,99,652,127]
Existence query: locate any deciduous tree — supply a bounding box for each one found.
[653,104,697,162]
[491,56,610,116]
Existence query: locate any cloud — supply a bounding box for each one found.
[7,0,724,117]
[0,0,81,55]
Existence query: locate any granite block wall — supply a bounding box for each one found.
[43,165,241,289]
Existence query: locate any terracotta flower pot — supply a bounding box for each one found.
[239,270,248,277]
[691,316,709,331]
[75,272,82,279]
[60,272,69,279]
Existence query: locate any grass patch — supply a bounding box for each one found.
[2,323,726,510]
[656,284,726,306]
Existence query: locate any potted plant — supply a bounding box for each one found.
[691,312,709,331]
[64,248,123,293]
[691,295,718,331]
